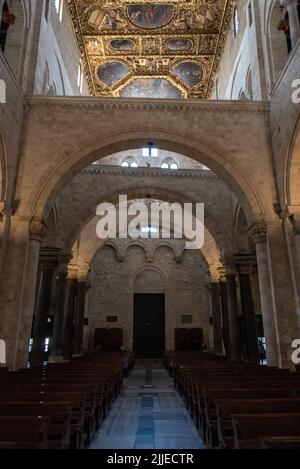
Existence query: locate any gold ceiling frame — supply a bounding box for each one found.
[67,0,233,99]
[116,74,188,98]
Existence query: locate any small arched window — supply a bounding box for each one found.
[233,6,239,37]
[0,339,6,364]
[0,2,11,52]
[121,158,138,168]
[160,159,178,170]
[55,0,64,22]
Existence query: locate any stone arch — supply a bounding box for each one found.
[151,240,185,261]
[0,338,6,364]
[28,129,266,227]
[0,132,6,202]
[230,54,243,100]
[134,266,166,293]
[286,115,300,207]
[234,202,250,252]
[2,0,28,80]
[53,51,66,96]
[58,185,235,259]
[245,67,253,100]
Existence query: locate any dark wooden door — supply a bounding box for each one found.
[133,294,165,358]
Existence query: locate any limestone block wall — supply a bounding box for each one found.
[215,0,268,100]
[270,40,300,209]
[0,53,24,277]
[87,242,210,352]
[32,1,89,95]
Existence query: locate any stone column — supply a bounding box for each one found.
[30,249,59,366]
[249,224,280,367]
[285,0,300,48]
[235,255,259,363]
[0,217,47,369]
[0,204,11,281]
[49,253,71,362]
[62,270,78,361]
[83,282,91,353]
[209,269,223,354]
[73,271,88,356]
[224,264,240,361]
[290,215,300,279]
[268,221,300,368]
[219,272,231,358]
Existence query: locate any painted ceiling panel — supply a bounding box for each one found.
[67,0,232,99]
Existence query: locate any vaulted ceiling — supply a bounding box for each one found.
[67,0,232,99]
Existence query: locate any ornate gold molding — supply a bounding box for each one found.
[67,0,232,99]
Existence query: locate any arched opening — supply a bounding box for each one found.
[0,1,10,52]
[287,116,300,207]
[0,0,26,79]
[31,134,263,229]
[0,132,6,202]
[268,0,291,84]
[0,338,6,364]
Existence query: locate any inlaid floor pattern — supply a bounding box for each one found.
[90,359,206,449]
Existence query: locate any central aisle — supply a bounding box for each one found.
[90,359,206,449]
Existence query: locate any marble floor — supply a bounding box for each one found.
[90,359,206,449]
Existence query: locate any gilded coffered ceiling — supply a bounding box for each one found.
[67,0,232,99]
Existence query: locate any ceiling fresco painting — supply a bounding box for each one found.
[119,77,183,99]
[67,0,232,99]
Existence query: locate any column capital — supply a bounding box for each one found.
[0,202,13,222]
[222,263,237,277]
[220,255,237,277]
[289,214,300,236]
[209,264,222,282]
[67,262,79,280]
[248,223,267,244]
[218,266,227,282]
[39,247,61,269]
[233,253,256,274]
[29,218,48,242]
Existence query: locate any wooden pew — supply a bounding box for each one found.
[260,436,300,449]
[0,402,72,449]
[0,392,86,449]
[231,413,300,449]
[215,399,300,449]
[0,416,49,449]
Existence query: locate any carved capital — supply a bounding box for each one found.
[220,255,237,277]
[248,223,267,244]
[218,266,227,282]
[289,215,300,237]
[0,202,13,222]
[234,253,256,275]
[209,264,221,282]
[29,218,48,242]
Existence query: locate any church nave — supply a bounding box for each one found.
[90,360,205,450]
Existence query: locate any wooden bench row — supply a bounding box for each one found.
[164,351,300,449]
[0,352,135,449]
